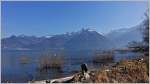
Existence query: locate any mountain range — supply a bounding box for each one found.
[1,24,143,51]
[2,29,114,51]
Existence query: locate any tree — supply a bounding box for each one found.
[142,12,149,55]
[128,11,149,55]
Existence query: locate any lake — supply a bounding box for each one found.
[1,49,143,83]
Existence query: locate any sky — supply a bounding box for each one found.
[1,1,148,38]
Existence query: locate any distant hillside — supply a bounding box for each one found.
[1,35,46,50]
[1,29,114,51]
[105,24,143,48]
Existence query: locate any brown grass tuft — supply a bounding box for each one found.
[93,51,114,63]
[38,53,64,70]
[18,56,31,64]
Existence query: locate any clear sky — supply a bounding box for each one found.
[1,1,148,38]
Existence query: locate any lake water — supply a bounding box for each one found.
[1,50,143,83]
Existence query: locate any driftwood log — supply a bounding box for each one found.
[30,75,74,83]
[50,75,74,83]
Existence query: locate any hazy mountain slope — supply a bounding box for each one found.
[105,24,143,48]
[1,35,46,50]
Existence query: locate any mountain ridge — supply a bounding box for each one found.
[105,24,143,48]
[2,23,143,51]
[2,29,114,51]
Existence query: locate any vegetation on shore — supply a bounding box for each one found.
[71,56,149,83]
[31,55,149,83]
[38,53,64,70]
[92,51,114,63]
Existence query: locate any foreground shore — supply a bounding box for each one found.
[31,56,149,83]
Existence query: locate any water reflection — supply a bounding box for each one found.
[36,67,64,80]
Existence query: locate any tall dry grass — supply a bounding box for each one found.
[38,52,64,70]
[71,57,149,83]
[18,56,32,64]
[92,50,114,63]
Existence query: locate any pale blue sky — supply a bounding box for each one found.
[2,1,148,38]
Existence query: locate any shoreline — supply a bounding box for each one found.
[31,56,149,83]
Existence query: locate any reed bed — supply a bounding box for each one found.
[92,51,114,63]
[18,56,31,64]
[38,52,64,70]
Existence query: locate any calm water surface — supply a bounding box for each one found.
[1,50,143,82]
